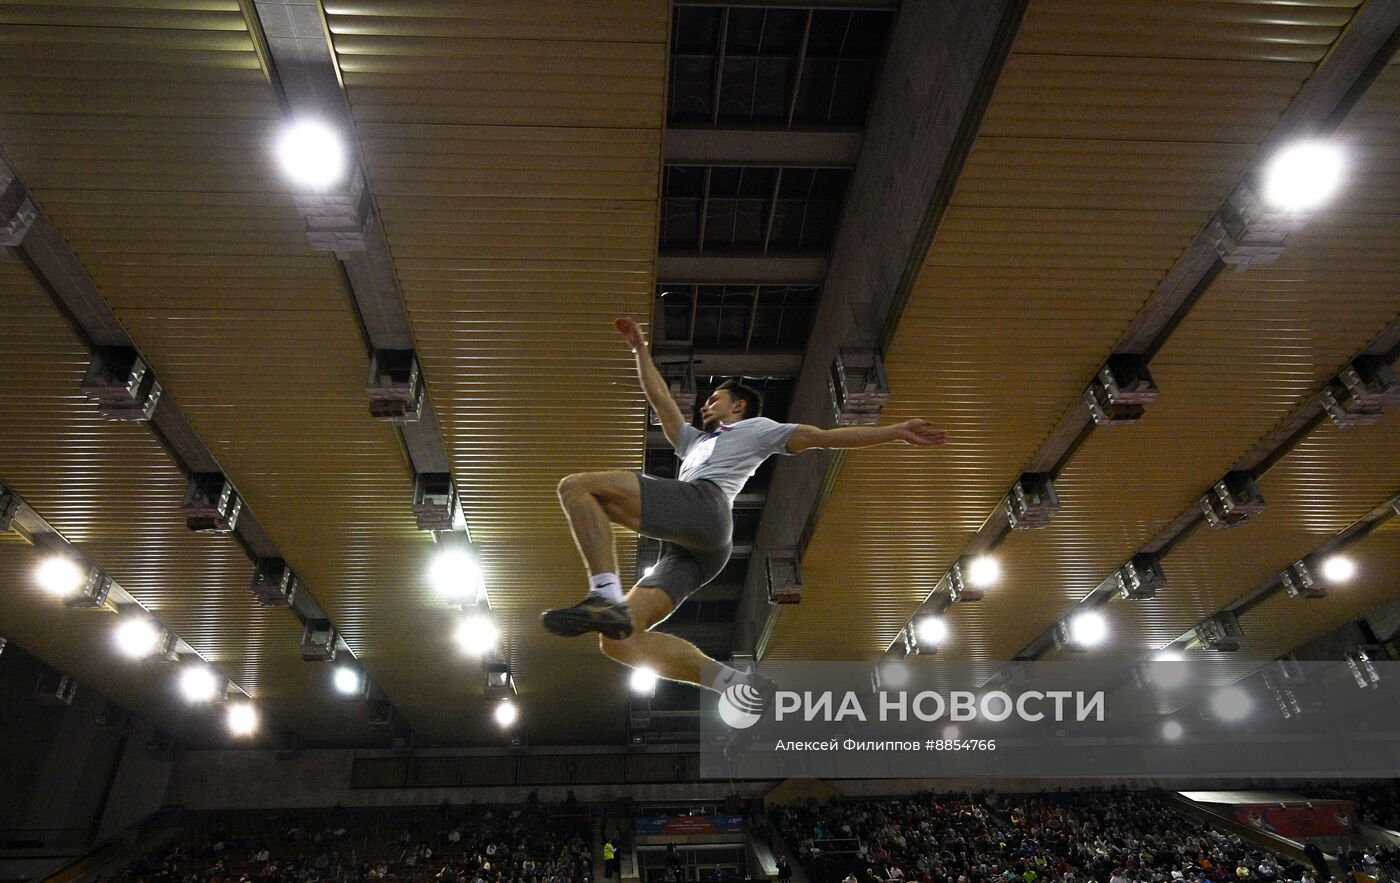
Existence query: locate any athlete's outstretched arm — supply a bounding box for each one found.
[615,317,686,448]
[786,419,945,453]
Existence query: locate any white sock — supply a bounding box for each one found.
[588,572,623,604]
[710,665,749,693]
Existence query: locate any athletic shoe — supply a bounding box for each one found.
[540,596,634,640]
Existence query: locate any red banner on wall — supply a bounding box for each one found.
[1233,803,1357,838]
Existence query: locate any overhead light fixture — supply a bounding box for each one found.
[876,661,911,689]
[1055,610,1108,652]
[333,666,362,697]
[300,619,338,662]
[1139,651,1190,691]
[1321,555,1356,584]
[830,347,891,427]
[914,615,950,648]
[965,556,1000,588]
[35,554,87,597]
[226,701,259,736]
[114,618,168,660]
[179,665,221,703]
[454,613,498,657]
[34,553,110,608]
[429,547,484,605]
[1070,611,1108,647]
[1162,720,1184,741]
[1321,356,1400,429]
[1084,354,1159,425]
[1281,558,1325,599]
[1209,686,1253,722]
[494,699,518,728]
[766,547,803,605]
[1115,553,1167,601]
[414,474,461,532]
[80,347,162,422]
[1260,140,1344,212]
[367,349,424,424]
[1199,471,1266,529]
[1194,611,1243,652]
[643,564,657,578]
[629,667,659,696]
[1006,472,1060,530]
[274,119,347,191]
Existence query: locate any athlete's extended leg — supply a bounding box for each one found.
[542,471,643,640]
[598,586,754,693]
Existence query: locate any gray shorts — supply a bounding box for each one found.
[634,474,733,606]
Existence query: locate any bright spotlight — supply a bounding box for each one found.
[274,119,347,191]
[942,725,959,740]
[1321,555,1356,583]
[429,548,484,604]
[1149,651,1190,690]
[1069,610,1109,647]
[1210,686,1253,722]
[333,666,362,696]
[180,666,220,703]
[629,667,658,695]
[643,565,657,578]
[915,615,949,647]
[1162,720,1184,741]
[226,702,258,736]
[966,556,1000,588]
[453,614,498,657]
[878,662,911,689]
[114,618,163,659]
[35,555,85,597]
[494,699,518,728]
[1261,140,1344,212]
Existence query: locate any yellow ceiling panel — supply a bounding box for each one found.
[0,261,370,744]
[323,0,667,740]
[765,0,1363,662]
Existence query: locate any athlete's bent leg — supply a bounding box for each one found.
[598,586,735,691]
[542,471,644,640]
[556,471,642,577]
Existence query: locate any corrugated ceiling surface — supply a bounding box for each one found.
[323,0,668,741]
[996,54,1400,663]
[0,0,432,745]
[765,0,1362,660]
[0,260,357,744]
[1045,411,1400,661]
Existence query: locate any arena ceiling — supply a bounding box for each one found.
[0,0,1398,750]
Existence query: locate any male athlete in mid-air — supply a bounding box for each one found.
[541,317,946,693]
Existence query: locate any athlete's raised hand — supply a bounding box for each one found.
[895,419,946,447]
[615,317,645,350]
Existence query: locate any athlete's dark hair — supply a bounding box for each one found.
[715,378,763,420]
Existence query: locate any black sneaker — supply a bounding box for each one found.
[541,596,634,640]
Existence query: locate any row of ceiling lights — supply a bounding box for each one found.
[896,135,1353,665]
[905,552,1358,653]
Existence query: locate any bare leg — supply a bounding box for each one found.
[599,586,729,690]
[556,471,642,577]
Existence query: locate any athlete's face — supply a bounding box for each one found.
[700,389,746,431]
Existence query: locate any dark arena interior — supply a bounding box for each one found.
[2,2,1400,883]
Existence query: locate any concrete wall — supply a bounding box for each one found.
[0,645,127,845]
[162,745,1334,811]
[96,717,175,840]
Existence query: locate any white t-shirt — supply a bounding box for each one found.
[674,417,799,500]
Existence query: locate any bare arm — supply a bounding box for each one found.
[787,419,946,453]
[616,317,686,448]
